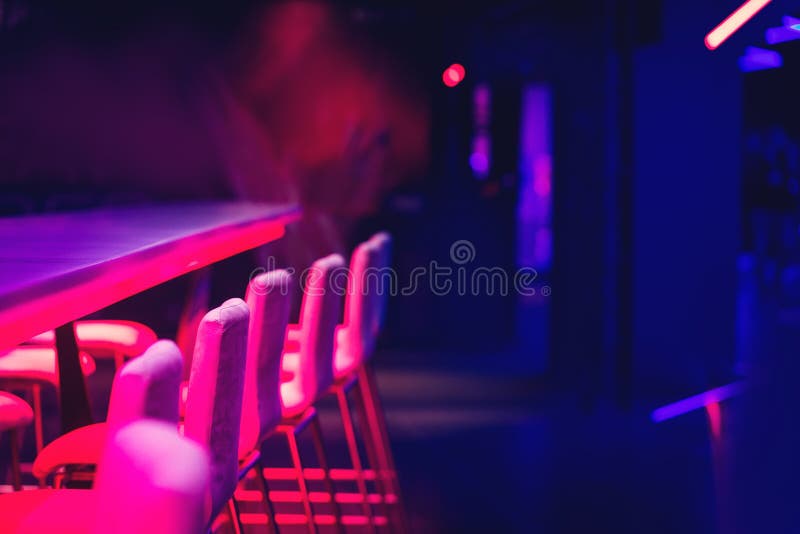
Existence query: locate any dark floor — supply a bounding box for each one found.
[369,350,717,534]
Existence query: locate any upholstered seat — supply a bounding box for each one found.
[26,320,157,369]
[282,327,361,381]
[0,391,34,431]
[0,347,96,385]
[32,423,107,480]
[0,391,34,490]
[279,365,309,419]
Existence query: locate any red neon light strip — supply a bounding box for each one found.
[705,0,771,50]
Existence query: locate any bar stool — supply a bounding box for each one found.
[183,298,250,532]
[25,320,157,369]
[234,269,292,534]
[31,340,183,486]
[268,254,346,534]
[343,233,408,531]
[331,234,397,531]
[0,392,34,490]
[0,419,210,534]
[0,347,96,455]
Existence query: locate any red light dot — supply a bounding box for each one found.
[442,63,465,87]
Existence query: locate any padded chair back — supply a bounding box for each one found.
[296,254,345,400]
[339,241,379,371]
[240,269,292,458]
[368,232,393,337]
[337,233,392,373]
[93,420,210,534]
[183,298,249,523]
[106,340,183,430]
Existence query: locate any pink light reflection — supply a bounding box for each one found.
[705,402,722,438]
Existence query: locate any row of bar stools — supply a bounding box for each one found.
[0,337,210,532]
[280,233,405,532]
[24,302,254,533]
[1,231,403,533]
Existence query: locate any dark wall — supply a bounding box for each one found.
[632,0,742,400]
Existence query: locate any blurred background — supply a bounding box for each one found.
[1,0,800,531]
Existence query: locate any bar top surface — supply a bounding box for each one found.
[0,201,299,350]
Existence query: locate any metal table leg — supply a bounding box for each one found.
[55,322,93,433]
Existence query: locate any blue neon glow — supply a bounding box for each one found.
[766,26,800,44]
[651,382,746,423]
[739,46,783,72]
[783,15,800,27]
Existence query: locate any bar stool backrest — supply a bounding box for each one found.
[240,269,292,457]
[296,254,345,400]
[368,232,393,337]
[339,232,392,373]
[106,340,183,431]
[341,241,379,366]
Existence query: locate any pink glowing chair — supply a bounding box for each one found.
[31,340,184,485]
[0,419,210,534]
[339,232,407,529]
[25,320,157,369]
[183,298,250,532]
[334,232,390,377]
[262,254,344,533]
[0,347,96,455]
[233,269,291,531]
[239,271,292,458]
[280,254,344,419]
[0,391,34,490]
[283,233,405,530]
[331,234,393,528]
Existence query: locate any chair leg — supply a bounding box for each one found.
[358,367,395,477]
[32,383,44,455]
[113,351,125,370]
[308,413,345,534]
[9,428,22,491]
[285,428,317,534]
[227,497,245,534]
[358,365,410,533]
[336,388,376,534]
[353,381,394,531]
[254,457,280,534]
